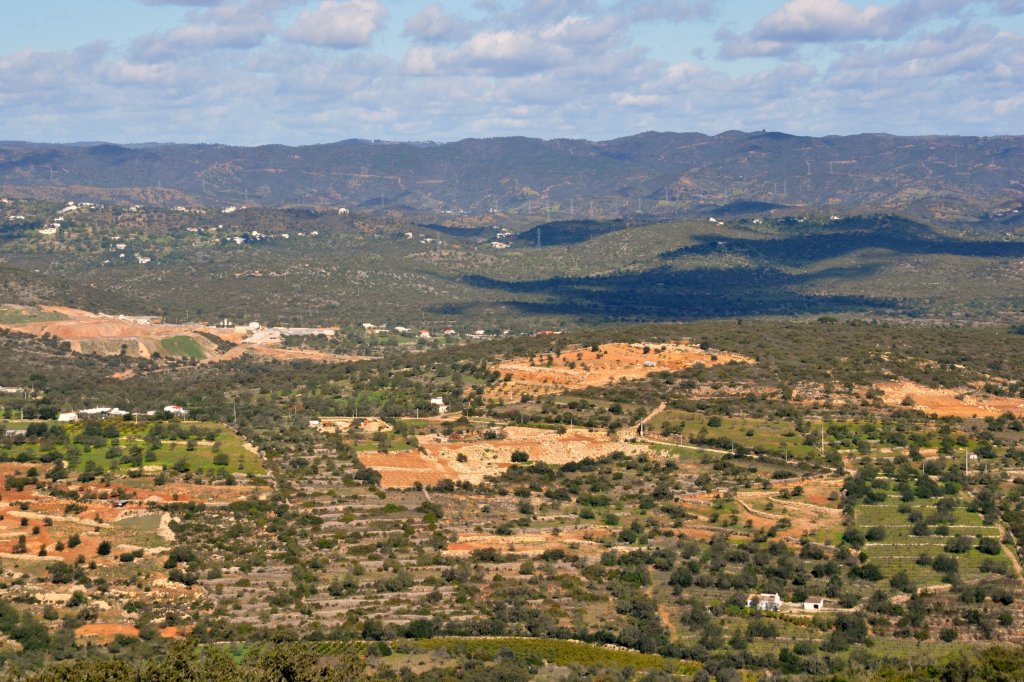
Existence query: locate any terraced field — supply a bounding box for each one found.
[856,494,1009,584]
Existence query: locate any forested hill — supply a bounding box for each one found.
[0,131,1021,220]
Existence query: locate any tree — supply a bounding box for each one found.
[978,536,1002,555]
[46,562,75,584]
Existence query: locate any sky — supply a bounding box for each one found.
[1,0,1023,145]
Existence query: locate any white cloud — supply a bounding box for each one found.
[1,0,1022,143]
[751,0,898,42]
[403,3,472,43]
[129,1,276,62]
[286,0,388,49]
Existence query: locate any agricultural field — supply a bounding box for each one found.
[0,419,265,477]
[486,341,753,400]
[855,493,1013,585]
[650,408,823,460]
[1,313,1024,678]
[0,304,67,325]
[160,335,206,360]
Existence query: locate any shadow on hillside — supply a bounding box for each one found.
[440,264,899,321]
[659,221,1024,266]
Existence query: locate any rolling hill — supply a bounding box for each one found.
[1,131,1022,222]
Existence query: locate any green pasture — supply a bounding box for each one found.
[652,410,820,458]
[160,335,205,359]
[0,306,67,325]
[1,420,264,475]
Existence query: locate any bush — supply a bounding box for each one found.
[978,536,1002,555]
[944,535,974,554]
[865,526,886,541]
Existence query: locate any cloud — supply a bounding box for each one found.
[751,0,902,42]
[717,0,988,60]
[717,28,794,59]
[621,0,717,22]
[129,1,276,62]
[828,23,1022,84]
[995,0,1024,13]
[403,3,472,43]
[3,0,1023,144]
[401,12,626,77]
[286,0,388,49]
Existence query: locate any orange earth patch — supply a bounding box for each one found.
[486,341,753,399]
[360,425,652,488]
[75,623,140,643]
[879,380,1024,418]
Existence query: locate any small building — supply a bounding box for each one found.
[308,419,321,429]
[58,412,79,422]
[430,397,448,415]
[746,593,782,611]
[419,330,431,339]
[164,405,189,418]
[79,407,114,418]
[803,597,825,611]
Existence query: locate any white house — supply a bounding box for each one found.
[78,407,128,418]
[79,407,114,417]
[57,412,79,422]
[746,593,782,611]
[430,397,448,415]
[803,597,825,611]
[164,405,189,418]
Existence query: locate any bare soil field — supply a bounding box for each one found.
[446,530,608,557]
[0,304,366,364]
[679,478,844,544]
[361,425,651,487]
[357,450,458,488]
[878,380,1024,418]
[317,416,393,434]
[486,342,754,399]
[0,305,220,359]
[244,345,368,363]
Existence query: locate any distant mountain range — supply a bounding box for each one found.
[1,131,1022,221]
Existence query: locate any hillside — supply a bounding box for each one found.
[1,132,1022,222]
[3,199,1024,330]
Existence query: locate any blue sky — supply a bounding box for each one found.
[1,0,1022,145]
